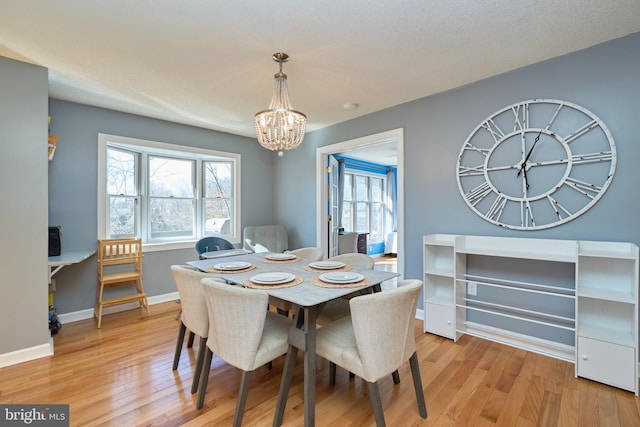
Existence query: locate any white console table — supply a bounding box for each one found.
[423,234,638,395]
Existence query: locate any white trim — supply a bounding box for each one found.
[58,291,180,324]
[0,343,52,368]
[316,128,405,278]
[97,133,242,246]
[0,292,180,368]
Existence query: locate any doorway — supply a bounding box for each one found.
[315,128,404,280]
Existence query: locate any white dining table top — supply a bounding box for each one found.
[186,252,399,308]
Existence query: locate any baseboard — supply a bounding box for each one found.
[0,342,52,369]
[58,291,180,324]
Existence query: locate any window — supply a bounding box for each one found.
[98,134,241,251]
[341,171,385,241]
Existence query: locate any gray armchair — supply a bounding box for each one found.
[243,225,288,253]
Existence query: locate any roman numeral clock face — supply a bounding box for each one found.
[456,99,616,230]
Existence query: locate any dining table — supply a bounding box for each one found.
[186,251,400,427]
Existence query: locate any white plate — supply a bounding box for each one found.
[265,253,296,261]
[213,261,251,271]
[250,272,296,285]
[319,272,364,284]
[309,261,345,270]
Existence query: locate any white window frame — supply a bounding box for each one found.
[342,170,386,242]
[98,133,241,252]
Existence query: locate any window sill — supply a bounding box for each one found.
[142,239,239,253]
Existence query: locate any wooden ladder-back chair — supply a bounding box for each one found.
[95,238,149,328]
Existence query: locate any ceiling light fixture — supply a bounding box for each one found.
[254,52,307,155]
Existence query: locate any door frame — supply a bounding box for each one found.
[315,128,404,278]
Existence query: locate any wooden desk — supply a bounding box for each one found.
[187,253,399,426]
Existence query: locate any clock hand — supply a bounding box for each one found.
[517,129,543,177]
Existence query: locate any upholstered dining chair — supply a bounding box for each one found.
[330,252,375,269]
[315,279,426,426]
[316,252,376,326]
[171,265,225,394]
[286,247,323,261]
[197,278,293,425]
[269,247,324,317]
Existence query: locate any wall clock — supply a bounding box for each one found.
[456,99,616,230]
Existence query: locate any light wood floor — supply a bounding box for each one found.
[2,301,639,426]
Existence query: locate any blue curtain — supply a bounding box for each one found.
[337,158,345,229]
[386,168,397,232]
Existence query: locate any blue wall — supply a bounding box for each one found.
[45,32,640,317]
[47,100,276,313]
[276,32,640,286]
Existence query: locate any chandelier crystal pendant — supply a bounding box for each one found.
[254,53,307,154]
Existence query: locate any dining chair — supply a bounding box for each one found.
[195,236,235,259]
[330,252,375,269]
[315,279,426,426]
[286,246,323,261]
[197,278,293,425]
[171,265,225,394]
[316,252,376,326]
[95,238,149,328]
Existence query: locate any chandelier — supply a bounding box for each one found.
[254,53,307,154]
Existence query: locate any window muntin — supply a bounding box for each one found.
[99,134,240,250]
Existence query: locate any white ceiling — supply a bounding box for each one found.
[2,0,640,150]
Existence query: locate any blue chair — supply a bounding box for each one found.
[195,237,234,259]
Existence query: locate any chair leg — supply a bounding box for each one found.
[329,362,337,385]
[187,331,196,348]
[197,347,214,410]
[366,381,386,427]
[173,321,187,370]
[191,336,208,394]
[137,278,151,316]
[233,370,252,427]
[273,346,298,427]
[392,370,400,384]
[409,352,427,418]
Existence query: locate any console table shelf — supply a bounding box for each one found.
[423,234,639,395]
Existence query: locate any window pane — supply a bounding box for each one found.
[149,156,194,198]
[204,161,232,198]
[343,174,353,201]
[355,176,368,201]
[371,178,383,202]
[149,198,194,238]
[205,199,233,236]
[370,202,384,239]
[355,201,368,232]
[107,148,136,196]
[342,201,353,231]
[109,196,136,238]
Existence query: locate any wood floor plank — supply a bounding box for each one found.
[1,301,638,426]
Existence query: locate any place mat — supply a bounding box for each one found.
[304,265,352,273]
[207,264,256,274]
[262,256,301,264]
[243,276,303,289]
[312,277,371,288]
